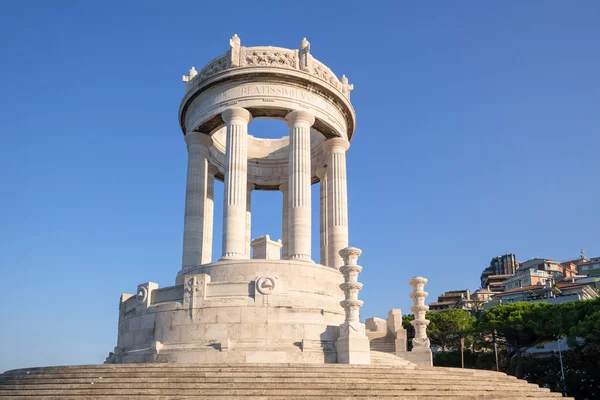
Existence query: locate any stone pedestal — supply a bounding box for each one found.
[336,247,370,364]
[250,235,282,260]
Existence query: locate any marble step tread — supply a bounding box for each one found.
[2,367,516,378]
[0,374,522,384]
[0,389,564,397]
[0,382,546,391]
[0,377,530,385]
[5,366,504,375]
[0,396,573,400]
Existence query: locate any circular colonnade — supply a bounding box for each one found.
[110,35,358,364]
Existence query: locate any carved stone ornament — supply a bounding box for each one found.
[245,50,296,68]
[256,276,276,295]
[136,287,148,303]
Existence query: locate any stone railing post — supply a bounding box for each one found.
[408,276,433,365]
[337,247,370,364]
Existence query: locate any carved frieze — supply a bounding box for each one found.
[244,49,296,69]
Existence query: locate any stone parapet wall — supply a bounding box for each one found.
[112,259,345,364]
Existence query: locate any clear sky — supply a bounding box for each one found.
[1,1,598,372]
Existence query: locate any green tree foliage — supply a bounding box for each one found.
[425,298,600,399]
[427,309,475,350]
[478,302,558,377]
[402,314,414,351]
[570,298,600,344]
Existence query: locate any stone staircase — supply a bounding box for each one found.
[0,363,571,399]
[367,330,397,354]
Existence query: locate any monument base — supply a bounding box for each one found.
[336,322,371,364]
[399,348,433,366]
[110,259,346,365]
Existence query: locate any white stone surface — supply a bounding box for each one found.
[251,235,282,260]
[111,36,372,366]
[114,259,345,364]
[337,247,370,364]
[279,183,289,259]
[316,167,329,266]
[408,276,433,366]
[221,107,251,259]
[365,317,387,333]
[324,138,350,269]
[286,110,315,262]
[182,133,213,269]
[245,183,254,258]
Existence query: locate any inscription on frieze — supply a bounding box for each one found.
[186,83,348,137]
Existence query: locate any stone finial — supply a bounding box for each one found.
[228,34,241,68]
[182,66,197,83]
[341,75,354,100]
[299,37,311,71]
[337,246,370,364]
[408,277,431,351]
[340,246,361,266]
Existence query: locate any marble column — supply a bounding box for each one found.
[202,164,217,264]
[245,183,255,258]
[316,167,329,266]
[279,182,289,259]
[285,110,315,261]
[221,107,252,259]
[182,132,213,269]
[324,138,350,269]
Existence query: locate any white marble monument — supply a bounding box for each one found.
[107,35,430,366]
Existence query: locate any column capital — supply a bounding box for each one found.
[285,110,315,127]
[316,167,327,180]
[185,132,213,149]
[279,182,288,191]
[324,137,350,153]
[247,182,256,192]
[222,107,252,124]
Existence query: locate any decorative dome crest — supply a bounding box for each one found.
[182,34,353,99]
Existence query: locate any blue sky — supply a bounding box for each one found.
[0,1,598,372]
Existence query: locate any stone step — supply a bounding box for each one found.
[5,364,518,377]
[0,376,528,386]
[0,396,568,400]
[0,388,564,397]
[3,365,515,377]
[0,364,570,399]
[0,382,544,391]
[0,372,523,383]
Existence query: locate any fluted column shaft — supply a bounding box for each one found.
[325,138,350,269]
[316,167,329,266]
[285,111,315,261]
[221,108,252,259]
[202,165,217,264]
[182,132,213,269]
[279,183,289,259]
[245,183,255,258]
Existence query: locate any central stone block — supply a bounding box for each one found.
[251,235,282,260]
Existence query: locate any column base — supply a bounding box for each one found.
[288,254,315,263]
[220,252,245,260]
[336,322,370,364]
